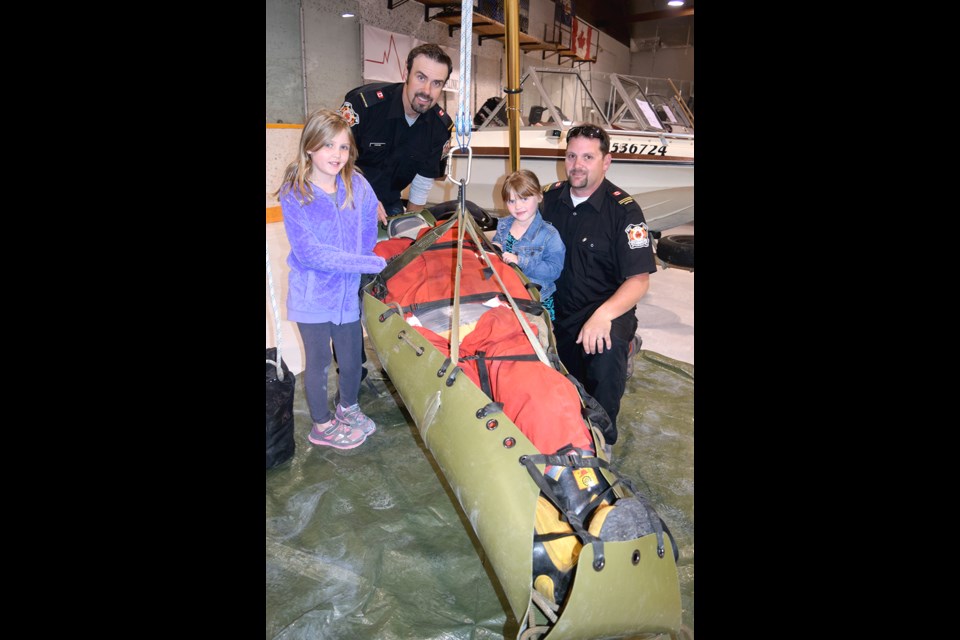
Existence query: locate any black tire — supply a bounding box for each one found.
[657,234,694,269]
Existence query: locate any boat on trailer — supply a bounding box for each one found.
[363,205,687,640]
[427,67,694,233]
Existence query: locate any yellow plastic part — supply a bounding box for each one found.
[534,496,581,573]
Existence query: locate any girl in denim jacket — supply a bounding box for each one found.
[492,170,565,320]
[275,109,387,450]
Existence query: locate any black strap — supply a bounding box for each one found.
[565,374,612,438]
[379,293,544,322]
[426,240,479,252]
[522,449,608,470]
[459,354,541,362]
[466,352,542,397]
[533,531,578,543]
[476,402,503,419]
[475,350,492,398]
[520,455,605,570]
[660,517,680,562]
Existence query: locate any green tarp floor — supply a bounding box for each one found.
[266,344,694,639]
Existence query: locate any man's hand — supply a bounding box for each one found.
[576,313,613,354]
[376,201,388,226]
[575,274,650,355]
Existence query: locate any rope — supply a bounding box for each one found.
[266,238,285,381]
[454,0,473,150]
[447,194,468,378]
[459,214,550,366]
[447,8,474,381]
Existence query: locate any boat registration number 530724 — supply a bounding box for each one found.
[610,142,667,156]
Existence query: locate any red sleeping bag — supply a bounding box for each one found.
[374,224,534,309]
[374,223,592,455]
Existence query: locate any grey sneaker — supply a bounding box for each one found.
[336,403,377,437]
[625,335,642,379]
[308,420,366,449]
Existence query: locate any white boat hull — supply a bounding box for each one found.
[428,127,694,232]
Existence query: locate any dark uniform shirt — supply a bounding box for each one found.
[339,82,453,206]
[541,178,657,341]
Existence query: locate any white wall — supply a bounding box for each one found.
[266,0,680,124]
[266,0,305,124]
[630,46,694,83]
[299,0,504,116]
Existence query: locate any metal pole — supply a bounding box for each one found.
[505,0,521,173]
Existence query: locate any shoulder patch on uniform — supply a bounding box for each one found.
[433,105,454,128]
[625,222,650,249]
[339,102,359,127]
[609,186,635,206]
[607,187,634,207]
[359,88,389,109]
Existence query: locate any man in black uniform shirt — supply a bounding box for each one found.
[339,43,454,224]
[541,125,657,449]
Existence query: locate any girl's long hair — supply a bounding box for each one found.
[274,109,360,209]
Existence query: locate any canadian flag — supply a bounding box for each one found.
[571,18,594,60]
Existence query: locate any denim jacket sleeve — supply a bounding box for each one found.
[516,224,565,287]
[491,218,509,248]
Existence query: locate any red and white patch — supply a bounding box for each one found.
[339,102,359,127]
[612,190,622,196]
[625,223,649,249]
[438,109,445,116]
[376,90,384,99]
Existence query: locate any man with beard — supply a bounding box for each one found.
[541,125,656,453]
[339,43,454,224]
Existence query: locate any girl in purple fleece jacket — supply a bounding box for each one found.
[275,109,387,450]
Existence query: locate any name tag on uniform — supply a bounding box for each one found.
[368,142,386,147]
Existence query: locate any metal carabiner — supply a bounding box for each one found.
[444,143,472,188]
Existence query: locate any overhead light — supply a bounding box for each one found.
[342,12,355,17]
[667,1,685,6]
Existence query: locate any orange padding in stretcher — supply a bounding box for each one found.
[374,224,592,455]
[373,223,534,307]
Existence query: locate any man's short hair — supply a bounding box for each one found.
[406,43,453,82]
[566,124,610,155]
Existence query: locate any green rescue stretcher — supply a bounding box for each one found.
[362,204,685,640]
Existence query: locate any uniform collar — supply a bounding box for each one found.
[388,82,427,124]
[387,83,407,120]
[562,178,610,211]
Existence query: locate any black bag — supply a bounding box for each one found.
[266,347,296,469]
[565,374,613,444]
